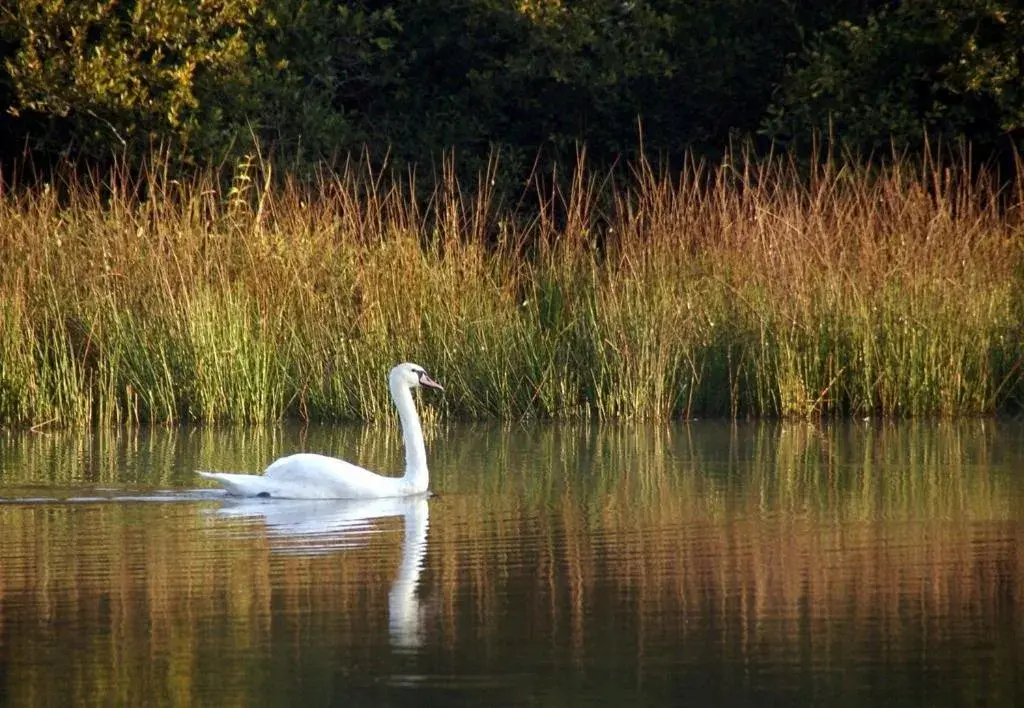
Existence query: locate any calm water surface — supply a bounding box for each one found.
[0,422,1022,706]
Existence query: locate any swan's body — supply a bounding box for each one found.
[197,363,443,499]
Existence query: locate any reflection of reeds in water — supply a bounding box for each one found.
[430,422,1023,669]
[0,422,1022,703]
[0,501,407,706]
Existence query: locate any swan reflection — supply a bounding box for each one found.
[213,495,430,649]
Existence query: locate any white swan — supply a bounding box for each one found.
[197,363,443,499]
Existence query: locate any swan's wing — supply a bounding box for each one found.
[259,453,402,498]
[263,453,369,480]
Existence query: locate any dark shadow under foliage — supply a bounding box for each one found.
[0,1,1020,192]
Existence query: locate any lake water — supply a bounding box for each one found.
[0,421,1022,706]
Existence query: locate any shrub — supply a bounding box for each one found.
[763,0,1024,157]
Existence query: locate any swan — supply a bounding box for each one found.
[197,363,443,499]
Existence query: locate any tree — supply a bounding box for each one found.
[1,0,261,162]
[763,0,1024,158]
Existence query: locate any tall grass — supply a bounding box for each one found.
[0,147,1022,426]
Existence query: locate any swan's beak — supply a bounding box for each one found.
[418,373,444,391]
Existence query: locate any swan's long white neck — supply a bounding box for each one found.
[392,378,429,493]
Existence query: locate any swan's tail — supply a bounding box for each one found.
[197,471,268,497]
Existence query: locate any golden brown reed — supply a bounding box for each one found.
[0,148,1022,426]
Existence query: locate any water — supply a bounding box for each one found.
[1,422,1022,706]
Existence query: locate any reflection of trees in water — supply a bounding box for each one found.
[0,421,1021,703]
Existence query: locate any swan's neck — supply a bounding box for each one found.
[392,380,428,492]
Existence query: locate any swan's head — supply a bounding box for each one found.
[390,362,444,392]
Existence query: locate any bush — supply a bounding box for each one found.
[1,0,262,161]
[3,1,1019,177]
[0,1,862,175]
[763,0,1024,157]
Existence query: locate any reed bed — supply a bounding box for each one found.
[1,149,1022,425]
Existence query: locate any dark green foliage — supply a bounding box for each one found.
[764,0,1024,157]
[1,0,263,162]
[0,1,1021,176]
[0,0,393,165]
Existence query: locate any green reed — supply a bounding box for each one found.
[0,148,1021,426]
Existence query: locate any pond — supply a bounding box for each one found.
[1,421,1022,706]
